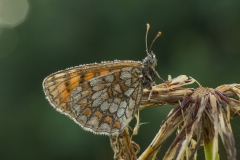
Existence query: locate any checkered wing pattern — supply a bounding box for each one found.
[70,67,143,135]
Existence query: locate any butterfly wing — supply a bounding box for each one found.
[43,61,143,134]
[70,67,143,135]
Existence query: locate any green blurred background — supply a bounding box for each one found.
[1,0,240,159]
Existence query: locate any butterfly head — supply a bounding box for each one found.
[143,51,157,68]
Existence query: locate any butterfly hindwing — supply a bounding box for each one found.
[69,67,143,135]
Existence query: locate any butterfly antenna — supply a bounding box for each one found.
[146,23,150,55]
[149,31,162,52]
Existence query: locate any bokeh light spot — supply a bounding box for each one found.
[0,0,29,26]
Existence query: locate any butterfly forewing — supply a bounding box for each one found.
[43,60,143,135]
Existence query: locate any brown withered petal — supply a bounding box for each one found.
[139,82,240,160]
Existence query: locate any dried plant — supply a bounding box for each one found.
[110,75,240,160]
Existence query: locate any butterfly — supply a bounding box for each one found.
[42,24,163,135]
